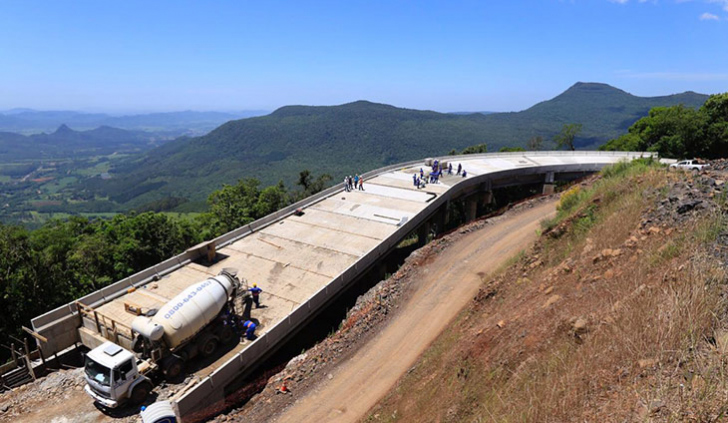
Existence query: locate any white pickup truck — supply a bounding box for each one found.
[669,160,709,171]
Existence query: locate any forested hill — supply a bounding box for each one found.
[0,125,165,160]
[87,83,708,209]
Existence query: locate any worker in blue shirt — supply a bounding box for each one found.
[243,320,257,340]
[249,283,263,308]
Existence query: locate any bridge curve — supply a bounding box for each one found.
[30,150,653,418]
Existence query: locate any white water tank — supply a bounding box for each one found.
[150,274,235,349]
[132,316,164,341]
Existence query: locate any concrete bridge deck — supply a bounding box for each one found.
[29,151,653,420]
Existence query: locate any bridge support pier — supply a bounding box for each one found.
[435,202,449,234]
[417,221,431,248]
[377,261,388,279]
[465,197,478,223]
[542,172,555,195]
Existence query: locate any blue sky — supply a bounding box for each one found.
[0,0,726,113]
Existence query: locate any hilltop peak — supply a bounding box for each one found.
[564,82,629,95]
[270,100,399,118]
[53,124,75,135]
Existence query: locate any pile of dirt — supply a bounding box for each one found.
[0,364,192,422]
[0,368,86,421]
[707,158,728,172]
[641,171,724,228]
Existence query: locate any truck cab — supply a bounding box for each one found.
[84,342,152,408]
[669,160,709,171]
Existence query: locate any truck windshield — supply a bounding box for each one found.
[85,356,111,387]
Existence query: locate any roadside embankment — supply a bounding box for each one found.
[368,160,728,422]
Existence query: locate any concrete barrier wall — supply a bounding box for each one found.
[31,151,653,367]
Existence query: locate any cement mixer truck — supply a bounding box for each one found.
[83,269,248,408]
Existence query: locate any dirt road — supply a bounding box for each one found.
[274,200,557,423]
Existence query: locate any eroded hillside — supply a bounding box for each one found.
[368,161,728,422]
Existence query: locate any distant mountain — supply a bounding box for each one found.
[0,125,166,160]
[84,82,709,209]
[0,110,269,136]
[449,111,496,115]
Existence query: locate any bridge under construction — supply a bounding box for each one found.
[27,151,652,420]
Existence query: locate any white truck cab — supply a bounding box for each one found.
[84,342,153,408]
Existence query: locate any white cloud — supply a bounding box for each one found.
[708,0,728,11]
[700,11,721,19]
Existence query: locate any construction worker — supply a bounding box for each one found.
[242,320,257,340]
[249,283,262,308]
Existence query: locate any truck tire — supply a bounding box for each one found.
[130,380,152,405]
[218,325,235,344]
[162,355,183,381]
[199,334,219,358]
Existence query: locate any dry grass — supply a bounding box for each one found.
[366,163,728,423]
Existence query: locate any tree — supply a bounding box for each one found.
[599,105,709,158]
[701,93,728,158]
[256,181,289,217]
[461,143,487,155]
[297,170,312,192]
[293,170,332,200]
[307,173,332,196]
[499,146,526,152]
[599,133,643,152]
[554,124,582,151]
[527,136,543,151]
[207,179,261,233]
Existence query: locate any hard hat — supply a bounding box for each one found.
[253,283,257,287]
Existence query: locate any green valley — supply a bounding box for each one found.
[0,82,710,223]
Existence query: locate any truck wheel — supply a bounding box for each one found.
[199,334,219,358]
[218,326,235,344]
[162,356,183,381]
[130,381,152,405]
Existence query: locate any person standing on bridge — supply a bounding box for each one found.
[343,176,349,192]
[457,163,462,175]
[243,320,257,340]
[448,163,453,175]
[358,177,364,191]
[354,174,359,188]
[413,173,418,188]
[249,283,263,308]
